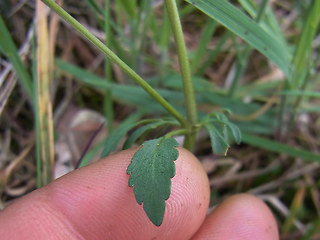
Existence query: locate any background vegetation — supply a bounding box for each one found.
[0,0,319,238]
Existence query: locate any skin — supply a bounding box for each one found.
[0,148,279,239]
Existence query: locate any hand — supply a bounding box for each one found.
[0,148,278,239]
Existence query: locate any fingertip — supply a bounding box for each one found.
[192,193,279,240]
[0,147,210,240]
[50,147,210,239]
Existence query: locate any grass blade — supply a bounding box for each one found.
[291,0,320,88]
[100,114,141,158]
[184,0,291,76]
[242,133,320,162]
[42,0,187,127]
[196,31,231,76]
[191,18,217,73]
[123,120,177,149]
[227,0,268,97]
[36,0,55,185]
[0,15,33,101]
[104,0,114,133]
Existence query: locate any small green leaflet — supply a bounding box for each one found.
[127,138,179,226]
[202,112,241,155]
[205,123,230,155]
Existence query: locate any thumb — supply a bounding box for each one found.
[0,147,210,239]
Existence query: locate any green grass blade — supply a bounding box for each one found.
[0,15,33,101]
[264,5,287,49]
[301,217,320,240]
[196,31,231,76]
[242,133,320,162]
[78,140,104,168]
[184,0,291,76]
[42,0,187,127]
[191,19,217,73]
[55,60,185,114]
[291,0,320,88]
[228,0,268,97]
[158,6,171,49]
[104,0,114,133]
[123,120,176,149]
[100,113,141,158]
[118,0,136,18]
[84,0,104,16]
[281,90,320,98]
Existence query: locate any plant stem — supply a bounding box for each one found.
[104,0,114,133]
[41,0,187,127]
[164,0,197,150]
[165,129,188,138]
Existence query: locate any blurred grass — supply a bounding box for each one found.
[185,0,291,76]
[104,0,114,133]
[0,0,319,238]
[0,15,33,101]
[35,0,55,186]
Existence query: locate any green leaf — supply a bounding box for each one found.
[203,112,242,145]
[100,114,140,158]
[225,122,242,144]
[184,0,291,76]
[56,60,186,114]
[127,138,179,226]
[117,0,136,18]
[291,0,320,88]
[0,15,33,101]
[123,120,177,149]
[204,123,230,155]
[242,133,320,162]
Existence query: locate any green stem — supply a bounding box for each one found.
[104,0,114,133]
[165,0,197,150]
[41,0,187,127]
[165,129,188,138]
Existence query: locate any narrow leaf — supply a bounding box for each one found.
[127,138,179,226]
[100,114,140,158]
[225,122,242,144]
[242,133,320,162]
[123,120,174,149]
[205,123,230,155]
[185,0,290,76]
[0,15,33,100]
[291,0,320,88]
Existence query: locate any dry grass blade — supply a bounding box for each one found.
[282,186,306,236]
[260,194,306,233]
[36,0,55,185]
[0,144,33,192]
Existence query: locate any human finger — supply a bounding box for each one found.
[0,147,210,240]
[191,193,279,240]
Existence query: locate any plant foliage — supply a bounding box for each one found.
[202,112,241,155]
[127,137,179,226]
[185,0,291,76]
